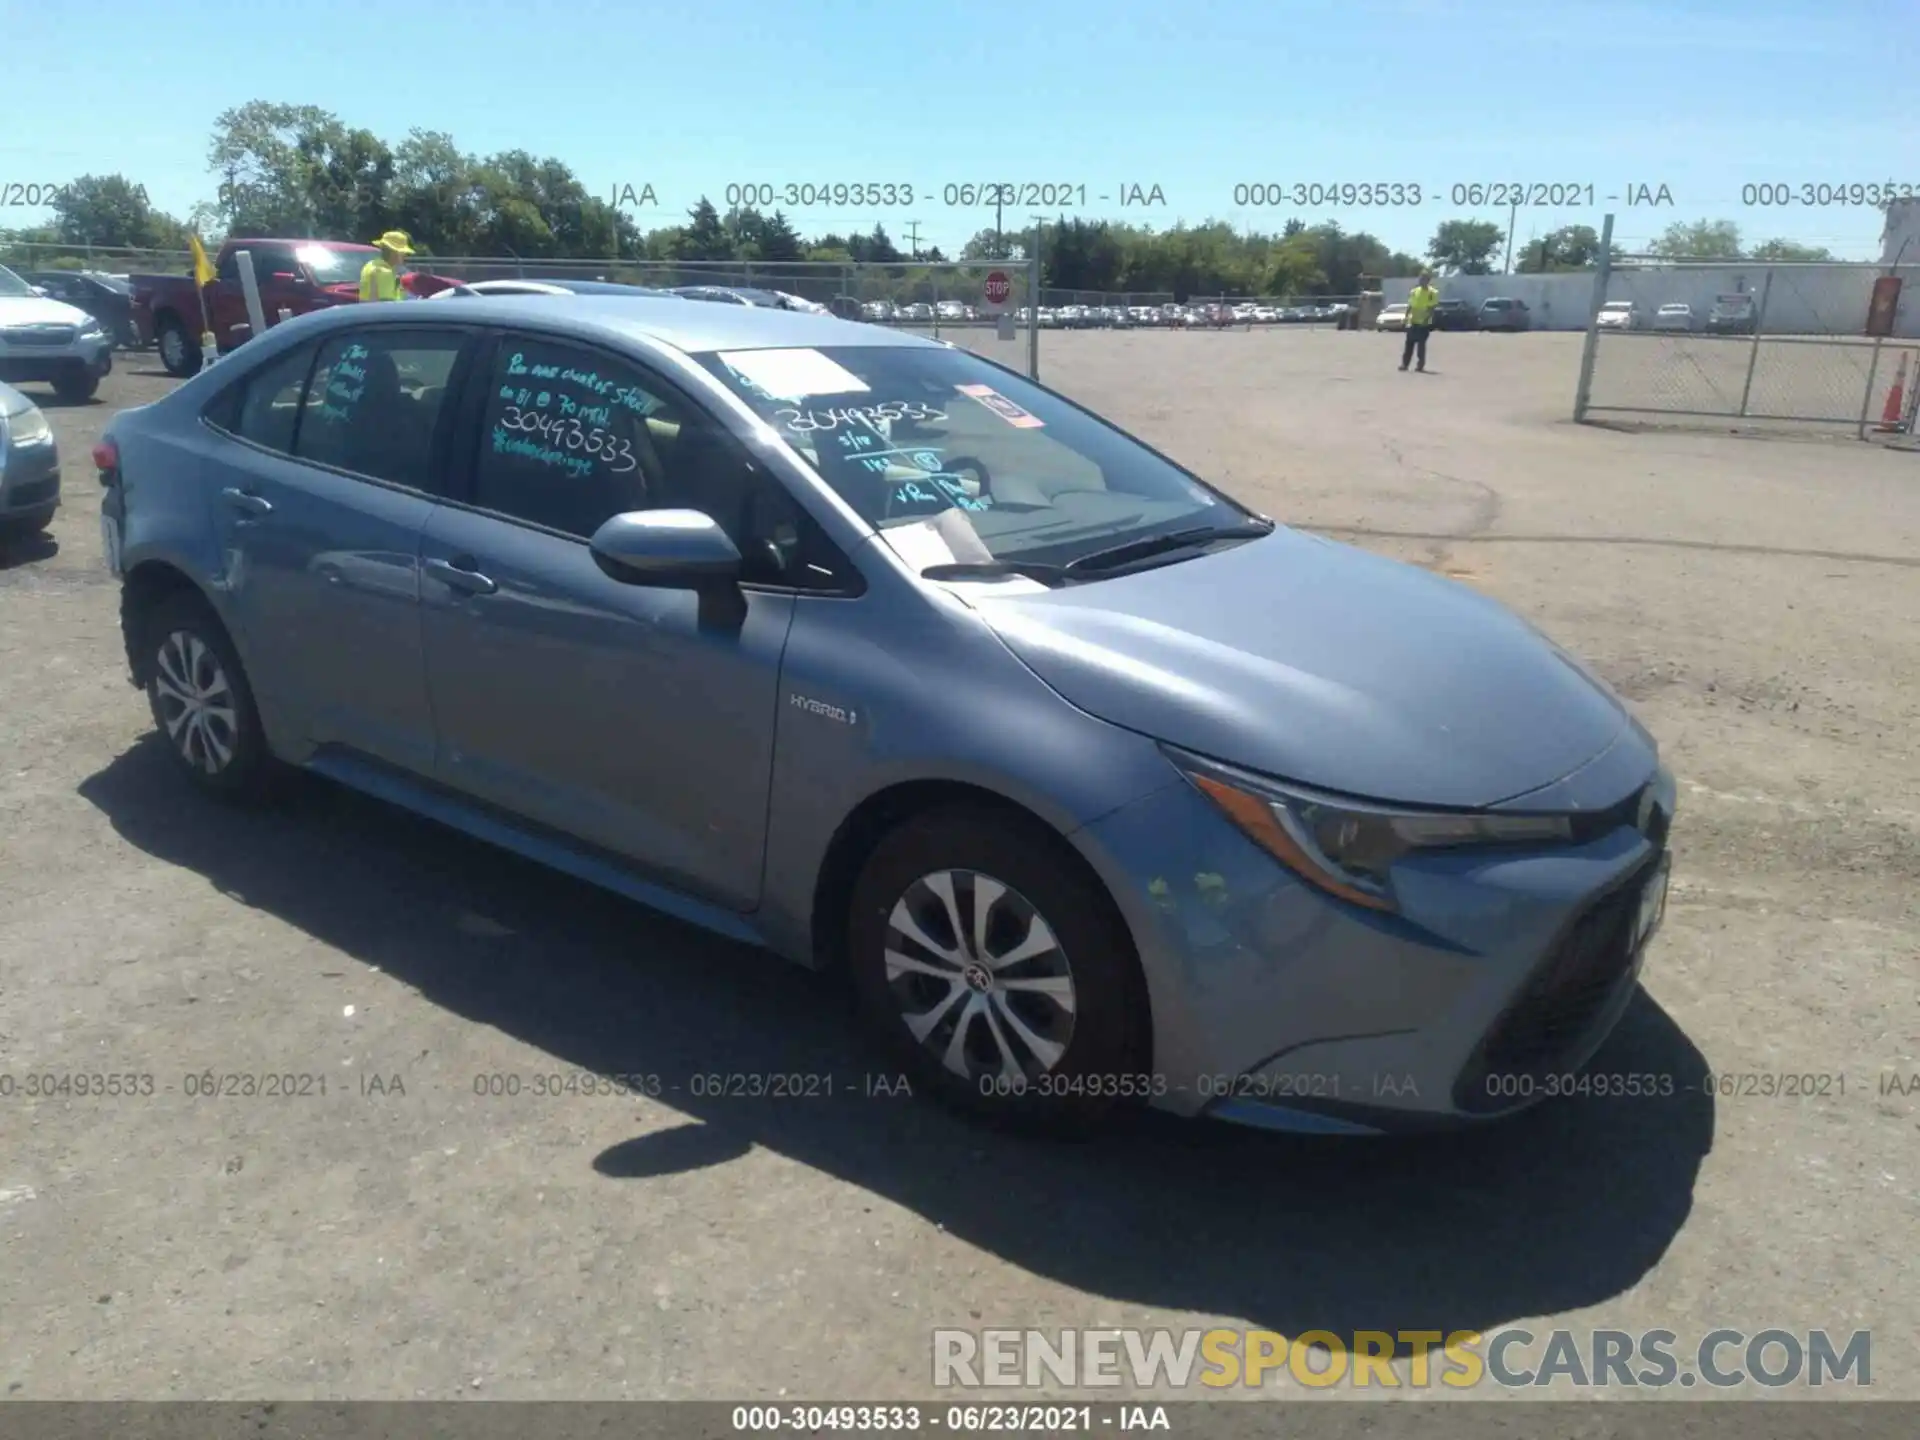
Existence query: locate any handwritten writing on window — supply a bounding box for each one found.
[774,400,946,434]
[490,350,657,480]
[316,342,371,422]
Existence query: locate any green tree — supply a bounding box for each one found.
[1651,219,1742,260]
[1426,219,1504,274]
[295,121,396,242]
[208,100,342,234]
[959,226,1019,262]
[1515,223,1602,273]
[1748,238,1836,262]
[50,175,169,248]
[674,198,731,261]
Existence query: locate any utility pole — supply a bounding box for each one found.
[1504,198,1518,274]
[905,219,922,259]
[995,189,1004,258]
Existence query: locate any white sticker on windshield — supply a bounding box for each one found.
[717,349,871,403]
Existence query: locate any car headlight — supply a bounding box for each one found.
[3,405,50,447]
[1166,748,1572,912]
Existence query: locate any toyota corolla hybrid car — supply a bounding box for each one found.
[97,298,1675,1137]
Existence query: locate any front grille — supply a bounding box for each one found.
[1455,865,1655,1112]
[1,325,77,347]
[6,476,58,508]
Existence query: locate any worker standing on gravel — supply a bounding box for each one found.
[359,231,414,302]
[1401,272,1439,372]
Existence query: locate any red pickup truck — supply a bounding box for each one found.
[131,238,458,376]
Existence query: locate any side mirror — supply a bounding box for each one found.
[589,509,741,589]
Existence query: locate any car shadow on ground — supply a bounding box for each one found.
[80,737,1714,1348]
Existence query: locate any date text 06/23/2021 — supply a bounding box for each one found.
[605,182,1169,211]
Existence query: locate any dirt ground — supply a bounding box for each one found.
[1,328,1915,1401]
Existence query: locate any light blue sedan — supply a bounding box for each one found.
[96,295,1674,1136]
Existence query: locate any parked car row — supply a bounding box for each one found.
[1601,294,1759,335]
[1377,297,1533,332]
[855,300,1360,330]
[432,278,830,316]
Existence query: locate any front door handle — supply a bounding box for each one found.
[220,487,272,517]
[423,556,498,595]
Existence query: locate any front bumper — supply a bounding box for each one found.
[1072,753,1672,1134]
[0,431,61,520]
[0,330,114,385]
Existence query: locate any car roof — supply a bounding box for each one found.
[287,293,939,354]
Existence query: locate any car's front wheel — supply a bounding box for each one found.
[847,804,1150,1136]
[141,591,278,800]
[52,367,99,403]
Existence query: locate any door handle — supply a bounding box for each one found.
[424,556,498,595]
[220,487,272,517]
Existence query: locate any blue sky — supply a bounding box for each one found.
[4,0,1914,261]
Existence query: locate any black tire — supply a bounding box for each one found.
[156,317,202,377]
[139,590,279,801]
[846,803,1150,1137]
[0,509,54,540]
[52,368,99,403]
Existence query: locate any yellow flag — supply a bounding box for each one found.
[189,233,216,289]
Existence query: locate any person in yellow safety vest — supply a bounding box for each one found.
[1401,272,1440,372]
[359,230,415,302]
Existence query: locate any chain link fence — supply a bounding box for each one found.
[0,241,190,275]
[1576,240,1920,437]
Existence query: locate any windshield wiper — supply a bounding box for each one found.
[919,560,1074,586]
[1064,518,1275,574]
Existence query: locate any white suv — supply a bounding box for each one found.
[0,265,114,402]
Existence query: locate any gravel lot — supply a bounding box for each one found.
[1,329,1915,1401]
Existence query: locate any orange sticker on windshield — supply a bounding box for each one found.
[956,383,1045,429]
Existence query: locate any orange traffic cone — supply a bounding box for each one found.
[1876,352,1909,432]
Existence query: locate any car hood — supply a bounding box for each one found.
[0,296,93,328]
[969,527,1632,809]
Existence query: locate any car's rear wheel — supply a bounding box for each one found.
[141,592,277,800]
[156,318,202,377]
[847,804,1149,1137]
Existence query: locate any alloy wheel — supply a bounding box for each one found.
[883,869,1077,1084]
[153,629,238,774]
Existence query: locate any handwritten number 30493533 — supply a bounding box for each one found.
[500,405,638,474]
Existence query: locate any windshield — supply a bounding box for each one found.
[0,265,36,298]
[296,245,376,285]
[1602,301,1632,310]
[696,345,1256,568]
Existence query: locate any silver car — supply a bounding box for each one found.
[0,380,60,537]
[98,298,1675,1137]
[0,264,115,402]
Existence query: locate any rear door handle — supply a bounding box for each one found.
[423,556,498,595]
[220,487,272,517]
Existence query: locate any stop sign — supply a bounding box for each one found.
[984,271,1012,308]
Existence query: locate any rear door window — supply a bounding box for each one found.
[229,340,320,453]
[292,328,469,490]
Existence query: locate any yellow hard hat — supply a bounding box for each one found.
[375,230,414,255]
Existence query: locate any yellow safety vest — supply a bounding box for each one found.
[359,258,404,302]
[1407,286,1439,325]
